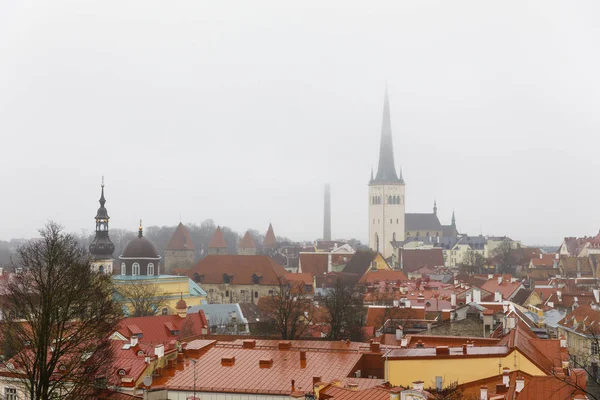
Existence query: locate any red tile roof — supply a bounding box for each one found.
[401,249,444,273]
[480,278,523,300]
[187,255,287,285]
[263,223,277,248]
[558,305,600,334]
[530,254,556,268]
[358,270,408,285]
[319,385,391,400]
[114,312,208,346]
[208,226,227,248]
[163,342,369,395]
[365,306,427,329]
[166,222,195,251]
[299,253,329,276]
[238,231,257,249]
[286,272,313,285]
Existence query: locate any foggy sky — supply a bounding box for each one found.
[1,1,599,245]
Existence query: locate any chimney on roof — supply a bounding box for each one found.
[594,289,600,304]
[259,358,273,368]
[480,385,488,400]
[243,340,256,349]
[557,290,563,302]
[462,344,467,354]
[451,293,457,307]
[300,351,307,361]
[466,292,472,304]
[327,253,332,273]
[395,326,403,340]
[130,336,138,347]
[416,340,424,348]
[497,276,502,285]
[560,336,567,348]
[496,383,507,393]
[495,291,502,302]
[473,288,481,304]
[435,346,449,355]
[412,381,424,392]
[515,376,525,393]
[488,274,493,280]
[502,367,510,386]
[347,381,358,391]
[291,379,295,392]
[279,341,292,350]
[370,342,381,353]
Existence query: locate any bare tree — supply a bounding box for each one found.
[259,277,313,340]
[425,380,466,400]
[323,277,365,341]
[490,241,520,274]
[460,250,486,275]
[0,222,122,400]
[117,280,169,317]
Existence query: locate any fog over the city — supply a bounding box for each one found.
[1,1,599,245]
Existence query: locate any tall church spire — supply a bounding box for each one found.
[374,87,400,183]
[89,177,115,262]
[452,210,456,227]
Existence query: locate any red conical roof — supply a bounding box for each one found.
[239,231,257,249]
[208,226,228,248]
[263,223,277,248]
[166,222,195,251]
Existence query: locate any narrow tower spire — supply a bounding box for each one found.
[433,200,437,216]
[374,87,400,182]
[138,219,143,238]
[452,210,456,227]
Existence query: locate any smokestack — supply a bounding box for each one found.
[324,184,331,241]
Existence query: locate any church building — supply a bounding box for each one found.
[368,90,458,259]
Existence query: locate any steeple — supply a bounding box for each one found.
[138,219,143,238]
[373,87,401,183]
[452,210,456,227]
[89,177,115,260]
[433,200,437,216]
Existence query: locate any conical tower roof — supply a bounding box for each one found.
[372,88,403,184]
[263,223,277,249]
[208,226,228,249]
[166,222,195,251]
[239,231,257,249]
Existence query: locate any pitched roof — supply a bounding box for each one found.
[263,223,277,248]
[530,254,556,268]
[166,222,195,251]
[365,306,427,329]
[319,385,392,400]
[405,213,443,232]
[114,312,208,346]
[208,226,227,249]
[343,250,378,275]
[238,231,257,249]
[187,255,287,285]
[401,249,445,273]
[559,256,593,277]
[358,270,408,285]
[511,289,533,306]
[299,253,329,276]
[557,305,600,334]
[480,278,523,300]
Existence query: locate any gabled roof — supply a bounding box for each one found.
[405,213,443,232]
[263,223,277,248]
[187,255,287,285]
[358,270,408,285]
[557,305,600,335]
[208,226,227,249]
[113,312,208,346]
[166,222,195,251]
[299,253,329,276]
[510,289,533,306]
[401,249,444,273]
[343,250,378,275]
[238,231,257,249]
[480,278,523,300]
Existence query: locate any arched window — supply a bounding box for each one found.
[396,218,399,224]
[396,195,400,204]
[147,263,154,276]
[99,265,104,274]
[132,262,140,276]
[388,195,393,204]
[121,262,126,275]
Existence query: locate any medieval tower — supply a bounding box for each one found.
[89,177,115,273]
[368,89,405,258]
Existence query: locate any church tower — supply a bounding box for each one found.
[368,88,405,258]
[89,177,115,273]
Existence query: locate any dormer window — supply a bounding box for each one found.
[118,369,126,376]
[252,274,260,285]
[223,274,232,284]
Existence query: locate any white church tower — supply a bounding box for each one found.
[368,88,405,258]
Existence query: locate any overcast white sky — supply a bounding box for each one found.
[1,1,599,245]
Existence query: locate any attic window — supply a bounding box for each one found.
[223,274,232,284]
[137,350,145,356]
[252,274,260,285]
[59,365,67,372]
[118,369,127,376]
[171,330,180,336]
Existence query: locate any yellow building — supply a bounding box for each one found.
[114,274,207,316]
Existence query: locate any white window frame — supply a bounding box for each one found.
[132,262,140,276]
[147,263,154,276]
[121,262,126,275]
[5,387,17,400]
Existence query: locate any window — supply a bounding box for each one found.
[223,274,231,284]
[121,262,126,275]
[225,290,229,297]
[132,263,140,276]
[99,265,104,274]
[161,308,168,315]
[5,388,17,400]
[252,274,260,285]
[390,219,393,224]
[373,219,375,224]
[592,342,599,355]
[147,263,154,276]
[269,290,274,295]
[304,284,312,293]
[396,219,399,224]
